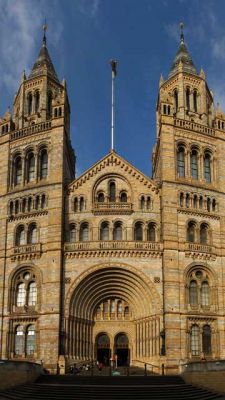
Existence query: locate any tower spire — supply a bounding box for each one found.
[42,20,47,47]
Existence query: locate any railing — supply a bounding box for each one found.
[186,243,215,254]
[93,202,133,214]
[12,243,42,255]
[64,241,163,252]
[10,121,51,141]
[174,118,215,136]
[132,359,161,375]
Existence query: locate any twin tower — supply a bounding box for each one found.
[0,27,225,373]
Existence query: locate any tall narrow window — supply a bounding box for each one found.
[28,224,37,244]
[80,223,89,241]
[40,150,48,179]
[47,92,52,116]
[134,222,143,241]
[201,281,210,306]
[74,198,78,212]
[191,325,200,356]
[34,92,40,113]
[27,93,32,115]
[80,197,85,211]
[26,325,36,355]
[174,89,178,112]
[27,153,35,182]
[117,301,122,313]
[16,226,26,246]
[16,283,26,306]
[199,196,203,209]
[193,195,198,209]
[200,224,208,244]
[109,181,116,202]
[69,224,76,242]
[100,222,109,241]
[147,223,156,241]
[186,88,190,111]
[113,222,122,240]
[15,157,22,185]
[180,193,184,207]
[190,149,198,179]
[186,193,190,208]
[187,222,195,243]
[120,192,127,202]
[140,196,145,210]
[204,153,211,183]
[15,326,24,355]
[189,280,198,305]
[97,192,104,202]
[193,90,197,112]
[28,282,37,306]
[177,146,185,177]
[147,196,151,210]
[202,325,211,355]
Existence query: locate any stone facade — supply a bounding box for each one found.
[0,29,225,374]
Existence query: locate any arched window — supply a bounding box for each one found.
[124,306,129,316]
[28,282,37,306]
[191,325,200,356]
[202,325,212,355]
[41,194,46,209]
[97,192,105,203]
[193,90,198,112]
[110,300,115,313]
[187,221,195,243]
[120,192,127,202]
[15,325,24,355]
[180,193,184,207]
[80,222,89,241]
[15,200,19,214]
[10,201,14,216]
[190,149,198,179]
[204,153,211,183]
[117,301,122,313]
[186,193,190,208]
[113,221,122,240]
[186,88,190,111]
[27,153,35,182]
[40,149,48,180]
[26,325,36,355]
[100,221,109,241]
[69,224,76,242]
[140,196,145,210]
[201,281,210,306]
[54,108,58,118]
[147,223,156,241]
[27,93,32,115]
[22,198,26,213]
[134,222,143,241]
[174,89,178,112]
[16,225,26,246]
[147,196,151,210]
[193,195,198,209]
[34,92,40,113]
[189,281,198,306]
[14,156,22,185]
[27,224,37,244]
[16,283,26,306]
[200,223,208,244]
[28,197,32,212]
[199,196,203,209]
[74,197,78,212]
[47,92,52,116]
[59,107,62,117]
[80,197,85,211]
[109,181,116,202]
[207,198,211,212]
[177,146,185,177]
[103,301,108,313]
[212,199,216,212]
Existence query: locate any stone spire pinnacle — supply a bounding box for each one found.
[28,24,59,82]
[169,22,197,78]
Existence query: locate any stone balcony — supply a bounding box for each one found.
[11,243,42,261]
[185,242,216,260]
[92,202,133,215]
[10,121,51,141]
[64,240,163,258]
[174,118,215,136]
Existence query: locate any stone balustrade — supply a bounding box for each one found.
[10,121,51,141]
[174,118,215,136]
[11,243,42,260]
[64,240,162,252]
[185,242,215,254]
[93,202,133,214]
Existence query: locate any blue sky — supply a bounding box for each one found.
[1,0,225,177]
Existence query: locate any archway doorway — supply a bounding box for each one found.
[114,333,129,366]
[96,333,111,366]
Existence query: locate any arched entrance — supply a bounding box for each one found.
[114,333,129,366]
[96,333,111,365]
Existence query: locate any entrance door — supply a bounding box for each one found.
[114,333,129,366]
[96,333,111,366]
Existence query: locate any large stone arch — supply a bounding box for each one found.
[65,262,162,362]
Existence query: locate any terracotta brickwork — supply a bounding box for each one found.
[0,30,225,374]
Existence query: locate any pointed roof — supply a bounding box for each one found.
[169,23,197,78]
[29,28,59,82]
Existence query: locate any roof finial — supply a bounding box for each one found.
[180,22,184,43]
[42,19,48,47]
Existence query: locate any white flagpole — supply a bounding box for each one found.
[110,60,117,151]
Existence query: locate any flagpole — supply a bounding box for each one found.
[110,60,117,151]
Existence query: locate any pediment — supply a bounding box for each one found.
[68,151,159,194]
